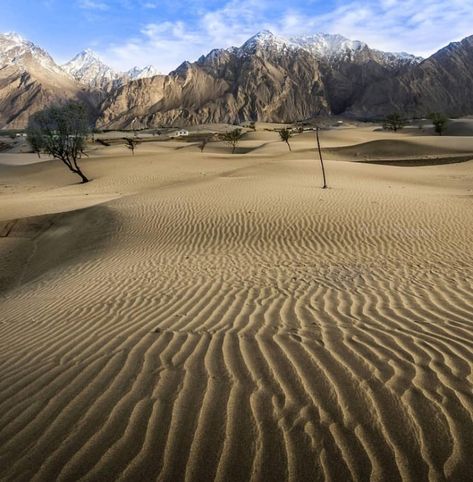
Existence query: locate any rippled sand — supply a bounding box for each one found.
[1,127,473,481]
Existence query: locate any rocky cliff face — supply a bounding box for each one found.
[98,34,331,128]
[97,31,422,128]
[349,35,473,118]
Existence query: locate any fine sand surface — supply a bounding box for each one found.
[1,127,473,481]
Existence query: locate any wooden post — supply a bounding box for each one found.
[315,127,327,189]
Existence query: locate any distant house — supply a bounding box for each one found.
[169,129,189,138]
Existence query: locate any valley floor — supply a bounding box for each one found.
[1,127,473,481]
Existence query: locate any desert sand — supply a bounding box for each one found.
[1,125,473,481]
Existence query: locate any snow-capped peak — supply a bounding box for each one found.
[0,31,67,75]
[236,30,422,66]
[127,65,160,80]
[73,49,102,62]
[62,49,120,89]
[62,49,160,88]
[2,32,26,45]
[290,33,366,58]
[241,30,290,52]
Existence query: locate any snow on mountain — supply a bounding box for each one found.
[290,33,366,58]
[62,49,121,89]
[239,30,422,66]
[127,65,160,80]
[0,32,68,76]
[62,50,160,89]
[240,30,290,53]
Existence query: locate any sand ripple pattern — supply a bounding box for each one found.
[1,159,473,481]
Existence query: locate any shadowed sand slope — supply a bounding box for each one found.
[1,136,473,481]
[324,137,473,164]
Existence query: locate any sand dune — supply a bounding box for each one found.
[1,127,473,481]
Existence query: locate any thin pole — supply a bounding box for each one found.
[315,127,327,189]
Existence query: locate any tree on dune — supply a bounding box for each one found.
[200,137,210,152]
[223,128,243,154]
[26,101,90,183]
[279,127,293,151]
[428,112,449,135]
[383,113,406,132]
[124,137,140,155]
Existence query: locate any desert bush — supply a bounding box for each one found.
[223,129,243,154]
[383,113,406,132]
[428,112,449,135]
[279,128,293,151]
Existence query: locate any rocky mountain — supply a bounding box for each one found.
[3,30,473,129]
[0,33,90,129]
[62,50,159,90]
[98,30,422,128]
[127,65,160,81]
[62,49,121,90]
[0,34,161,128]
[349,35,473,118]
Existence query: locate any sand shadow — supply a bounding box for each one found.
[361,155,473,167]
[0,204,118,296]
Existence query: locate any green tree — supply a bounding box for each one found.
[26,102,90,183]
[383,113,406,132]
[279,128,293,151]
[223,129,243,154]
[428,112,449,136]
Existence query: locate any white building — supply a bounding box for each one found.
[169,129,189,138]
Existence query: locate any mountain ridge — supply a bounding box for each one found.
[62,49,160,90]
[1,30,473,129]
[97,30,427,128]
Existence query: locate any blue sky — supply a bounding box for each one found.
[3,0,473,73]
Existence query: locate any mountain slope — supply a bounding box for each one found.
[62,50,160,90]
[98,31,420,128]
[62,49,121,90]
[127,65,160,80]
[350,35,473,118]
[98,34,331,128]
[3,30,473,129]
[0,33,91,129]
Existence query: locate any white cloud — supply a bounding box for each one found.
[98,0,473,72]
[78,0,109,10]
[284,0,473,57]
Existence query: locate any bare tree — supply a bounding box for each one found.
[200,137,210,152]
[279,127,293,151]
[428,112,449,136]
[223,129,243,154]
[315,127,328,189]
[26,102,90,183]
[124,137,140,155]
[383,113,406,132]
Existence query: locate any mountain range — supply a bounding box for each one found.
[0,32,158,128]
[1,30,473,129]
[62,49,160,91]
